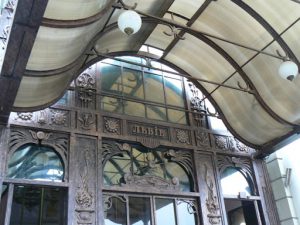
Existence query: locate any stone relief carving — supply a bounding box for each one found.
[102,141,130,166]
[78,113,95,130]
[76,148,93,209]
[121,173,180,191]
[204,164,221,224]
[15,112,33,121]
[75,146,95,225]
[215,135,227,150]
[75,72,96,108]
[104,117,121,134]
[214,135,251,153]
[37,110,47,125]
[195,131,210,147]
[175,129,190,144]
[50,109,69,126]
[136,136,160,149]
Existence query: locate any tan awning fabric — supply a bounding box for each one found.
[12,0,300,147]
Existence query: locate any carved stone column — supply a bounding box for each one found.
[69,134,97,225]
[196,152,224,225]
[0,125,9,197]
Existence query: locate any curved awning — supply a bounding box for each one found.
[10,0,300,148]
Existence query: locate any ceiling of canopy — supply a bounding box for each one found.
[8,0,300,149]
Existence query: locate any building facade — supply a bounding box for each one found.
[0,57,280,225]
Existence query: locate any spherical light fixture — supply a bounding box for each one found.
[118,10,142,35]
[278,60,299,81]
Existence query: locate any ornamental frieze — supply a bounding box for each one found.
[128,122,169,140]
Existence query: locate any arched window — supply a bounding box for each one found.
[7,144,64,182]
[102,141,198,225]
[220,166,265,225]
[220,167,252,196]
[1,144,67,225]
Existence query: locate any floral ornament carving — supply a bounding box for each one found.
[15,112,33,121]
[235,138,249,153]
[103,194,126,212]
[215,135,227,150]
[176,129,190,144]
[50,109,68,126]
[196,131,210,147]
[204,164,221,224]
[102,141,130,165]
[78,113,95,130]
[104,117,120,134]
[76,148,93,209]
[188,83,205,112]
[76,73,96,108]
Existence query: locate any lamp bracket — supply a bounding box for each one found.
[118,0,137,10]
[276,49,289,61]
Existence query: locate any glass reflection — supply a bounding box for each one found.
[221,167,251,196]
[177,200,196,225]
[155,198,176,225]
[165,77,184,107]
[105,196,126,225]
[144,73,164,104]
[101,64,123,94]
[9,186,67,225]
[103,142,193,192]
[225,200,259,225]
[7,144,64,182]
[129,197,151,225]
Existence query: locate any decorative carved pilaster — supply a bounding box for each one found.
[204,164,221,224]
[74,137,97,225]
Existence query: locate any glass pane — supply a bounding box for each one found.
[0,184,8,225]
[155,198,176,225]
[124,101,145,118]
[104,196,127,225]
[167,109,187,125]
[103,153,132,186]
[177,200,196,225]
[41,188,67,225]
[144,73,164,104]
[146,105,167,121]
[10,186,41,225]
[55,91,69,106]
[9,186,67,225]
[122,68,144,99]
[129,197,151,225]
[221,167,251,196]
[7,144,64,182]
[101,64,123,94]
[225,200,259,225]
[101,96,123,113]
[164,77,184,107]
[119,56,142,70]
[165,162,191,192]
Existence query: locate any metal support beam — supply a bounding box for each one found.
[0,0,49,124]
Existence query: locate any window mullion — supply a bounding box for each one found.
[174,199,179,225]
[4,183,14,225]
